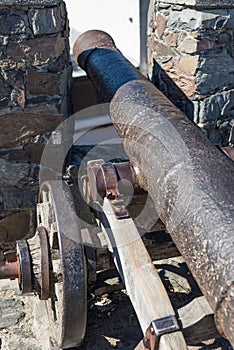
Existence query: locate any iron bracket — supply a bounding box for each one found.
[143,315,180,350]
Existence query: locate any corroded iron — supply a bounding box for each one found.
[74,30,234,346]
[73,29,144,102]
[37,180,87,349]
[87,160,140,219]
[0,257,19,280]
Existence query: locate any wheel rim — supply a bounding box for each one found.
[37,180,87,349]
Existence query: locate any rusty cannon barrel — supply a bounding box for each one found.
[73,30,234,346]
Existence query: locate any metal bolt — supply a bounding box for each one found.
[150,325,155,335]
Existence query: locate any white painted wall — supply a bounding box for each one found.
[64,0,140,67]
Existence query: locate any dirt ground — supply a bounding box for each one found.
[0,255,233,350]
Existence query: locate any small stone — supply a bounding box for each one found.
[26,69,60,96]
[6,34,65,68]
[178,33,197,54]
[0,73,10,97]
[197,38,214,52]
[0,13,28,35]
[216,31,232,45]
[28,7,62,35]
[158,3,170,10]
[2,187,38,210]
[0,298,25,329]
[11,83,25,109]
[156,13,167,38]
[0,158,30,186]
[0,108,63,148]
[168,9,202,30]
[164,31,178,47]
[162,60,174,70]
[171,5,183,10]
[161,55,172,63]
[24,143,45,163]
[153,39,176,59]
[177,55,198,75]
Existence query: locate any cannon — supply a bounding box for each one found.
[0,30,233,350]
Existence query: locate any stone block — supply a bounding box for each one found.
[24,143,45,163]
[157,0,234,8]
[2,187,38,210]
[26,69,60,95]
[197,89,234,124]
[197,38,214,52]
[0,211,31,242]
[178,32,197,53]
[4,34,65,69]
[0,298,25,328]
[196,48,234,95]
[0,148,27,162]
[168,9,234,30]
[152,39,176,60]
[0,107,63,148]
[164,31,178,47]
[28,7,62,35]
[0,0,61,5]
[0,72,10,97]
[201,9,234,29]
[177,55,198,75]
[0,11,29,36]
[10,85,25,109]
[156,13,167,38]
[168,9,203,30]
[0,158,31,186]
[216,31,232,45]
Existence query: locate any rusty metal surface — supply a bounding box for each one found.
[37,180,87,349]
[74,30,234,347]
[87,160,138,219]
[111,80,234,346]
[73,30,144,102]
[17,240,32,294]
[144,316,180,350]
[0,259,19,280]
[37,226,50,300]
[73,29,117,69]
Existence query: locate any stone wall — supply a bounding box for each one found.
[0,0,72,253]
[148,0,234,146]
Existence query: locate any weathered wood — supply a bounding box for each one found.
[81,228,115,273]
[98,198,188,350]
[178,296,220,344]
[81,227,180,274]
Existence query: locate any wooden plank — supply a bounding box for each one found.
[98,198,188,350]
[81,228,180,273]
[178,296,220,344]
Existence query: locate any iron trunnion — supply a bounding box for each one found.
[0,30,233,349]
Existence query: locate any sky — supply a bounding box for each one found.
[64,0,140,66]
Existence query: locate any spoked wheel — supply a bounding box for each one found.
[36,180,87,349]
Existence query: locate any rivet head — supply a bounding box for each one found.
[150,326,155,335]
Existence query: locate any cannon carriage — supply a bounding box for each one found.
[0,30,234,350]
